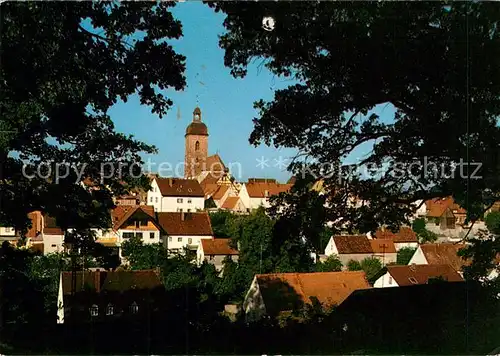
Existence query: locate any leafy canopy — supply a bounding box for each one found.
[1,2,186,236]
[207,1,500,275]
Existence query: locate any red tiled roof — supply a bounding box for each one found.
[420,243,469,271]
[203,184,229,200]
[156,212,213,236]
[333,235,373,254]
[370,239,396,254]
[425,197,466,217]
[255,271,371,311]
[245,182,292,198]
[61,270,162,295]
[205,154,225,172]
[374,227,418,243]
[201,238,239,256]
[221,196,240,210]
[387,264,464,286]
[111,205,156,231]
[155,178,204,197]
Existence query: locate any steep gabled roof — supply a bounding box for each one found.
[221,196,241,210]
[425,197,466,218]
[370,239,397,254]
[255,271,371,314]
[205,154,225,172]
[419,243,469,271]
[332,235,373,254]
[156,212,213,236]
[387,264,464,286]
[245,181,292,198]
[61,270,162,295]
[111,205,156,231]
[155,178,204,197]
[201,238,238,256]
[374,227,418,243]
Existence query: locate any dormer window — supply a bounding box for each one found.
[408,277,418,284]
[130,302,139,314]
[106,304,114,316]
[90,304,99,317]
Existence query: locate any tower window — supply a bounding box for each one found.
[195,141,200,151]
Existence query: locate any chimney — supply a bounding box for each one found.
[181,212,185,221]
[169,178,173,187]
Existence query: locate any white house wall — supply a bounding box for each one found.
[164,235,212,251]
[43,235,65,254]
[408,246,429,265]
[374,272,399,288]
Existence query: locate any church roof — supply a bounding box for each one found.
[206,154,225,172]
[185,121,208,136]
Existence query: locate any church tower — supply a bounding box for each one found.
[184,107,208,178]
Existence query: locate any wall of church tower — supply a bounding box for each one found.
[184,135,208,178]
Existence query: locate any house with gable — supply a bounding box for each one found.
[425,197,467,229]
[220,196,247,214]
[57,269,164,324]
[147,177,205,213]
[238,179,292,211]
[243,271,371,322]
[157,211,213,253]
[373,264,464,288]
[196,238,239,271]
[324,235,397,266]
[107,205,162,258]
[371,226,419,250]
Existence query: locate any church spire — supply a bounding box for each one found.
[193,107,202,122]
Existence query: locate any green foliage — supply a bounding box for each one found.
[396,247,417,265]
[208,1,500,279]
[347,260,362,271]
[315,255,342,272]
[418,229,439,243]
[121,236,166,270]
[360,257,384,284]
[412,218,426,235]
[1,2,186,240]
[209,210,237,238]
[485,211,500,235]
[205,198,217,209]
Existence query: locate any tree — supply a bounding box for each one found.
[485,211,500,235]
[121,236,166,270]
[315,255,342,272]
[1,2,185,239]
[396,247,417,265]
[412,218,426,235]
[209,210,237,238]
[347,260,362,271]
[207,1,500,278]
[360,257,383,284]
[418,229,439,244]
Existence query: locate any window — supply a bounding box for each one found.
[106,304,114,316]
[51,244,56,248]
[135,232,143,239]
[188,238,192,244]
[195,141,200,151]
[178,237,182,242]
[123,232,134,239]
[187,199,192,204]
[209,255,214,261]
[135,221,140,228]
[168,236,172,242]
[177,208,183,212]
[388,276,393,285]
[150,232,155,239]
[130,302,139,314]
[5,227,12,233]
[187,209,191,212]
[155,197,158,203]
[90,304,99,317]
[140,220,148,226]
[150,197,153,203]
[177,198,183,203]
[408,277,418,284]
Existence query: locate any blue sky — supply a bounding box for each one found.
[108,2,396,182]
